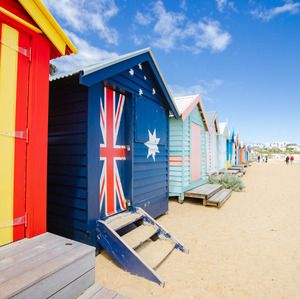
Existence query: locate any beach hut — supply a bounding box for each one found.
[228,131,236,166]
[206,111,220,175]
[169,94,209,203]
[0,0,77,247]
[235,134,240,165]
[226,129,232,168]
[218,122,229,171]
[47,48,187,285]
[239,141,245,164]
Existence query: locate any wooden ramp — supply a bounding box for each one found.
[78,283,129,299]
[0,233,126,299]
[228,165,246,174]
[219,169,239,175]
[206,189,232,208]
[97,207,188,286]
[184,183,232,207]
[185,183,222,203]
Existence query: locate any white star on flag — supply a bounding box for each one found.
[144,129,160,161]
[129,68,134,76]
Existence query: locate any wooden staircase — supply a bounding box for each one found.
[184,183,232,208]
[97,207,188,286]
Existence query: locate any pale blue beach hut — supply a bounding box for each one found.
[169,94,209,202]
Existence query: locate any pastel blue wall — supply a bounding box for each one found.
[169,106,207,200]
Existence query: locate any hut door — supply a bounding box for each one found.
[99,87,132,219]
[0,23,30,246]
[190,122,201,182]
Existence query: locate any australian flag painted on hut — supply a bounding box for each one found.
[48,48,179,247]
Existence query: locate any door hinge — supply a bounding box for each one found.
[0,128,29,142]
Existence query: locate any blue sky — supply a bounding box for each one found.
[45,0,300,144]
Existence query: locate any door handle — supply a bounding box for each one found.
[126,145,131,152]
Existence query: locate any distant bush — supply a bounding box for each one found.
[208,174,244,192]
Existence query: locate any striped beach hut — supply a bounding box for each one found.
[206,111,220,175]
[218,122,229,171]
[226,129,232,168]
[169,94,209,202]
[0,0,77,247]
[47,49,187,285]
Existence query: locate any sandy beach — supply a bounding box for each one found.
[95,160,300,299]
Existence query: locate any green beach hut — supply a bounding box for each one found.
[169,94,209,202]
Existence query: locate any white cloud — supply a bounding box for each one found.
[135,11,153,25]
[51,31,118,73]
[133,1,231,53]
[251,2,300,21]
[180,0,188,11]
[185,20,232,53]
[169,80,223,100]
[216,0,236,13]
[151,1,186,51]
[44,0,119,45]
[216,0,227,12]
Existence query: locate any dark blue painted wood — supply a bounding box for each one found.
[48,50,176,250]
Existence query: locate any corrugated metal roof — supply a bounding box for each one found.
[50,48,152,81]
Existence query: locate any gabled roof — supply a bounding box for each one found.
[17,0,77,57]
[219,122,229,138]
[173,94,209,130]
[206,111,220,134]
[51,48,179,118]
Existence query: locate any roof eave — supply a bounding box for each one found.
[18,0,78,56]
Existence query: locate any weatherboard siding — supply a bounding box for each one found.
[169,106,207,199]
[48,75,90,245]
[109,63,170,218]
[218,135,227,171]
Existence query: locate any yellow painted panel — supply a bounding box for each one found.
[0,24,18,246]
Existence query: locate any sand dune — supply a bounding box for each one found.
[95,160,300,299]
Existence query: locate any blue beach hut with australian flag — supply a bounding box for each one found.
[47,48,188,285]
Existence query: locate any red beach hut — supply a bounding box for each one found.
[0,0,77,246]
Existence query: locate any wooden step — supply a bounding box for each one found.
[122,224,157,249]
[206,189,232,208]
[105,212,142,231]
[77,283,129,299]
[185,183,222,200]
[135,239,175,269]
